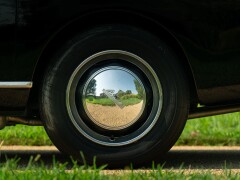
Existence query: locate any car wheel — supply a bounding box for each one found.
[40,25,189,166]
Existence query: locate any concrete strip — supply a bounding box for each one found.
[99,169,240,175]
[171,146,240,150]
[1,145,240,151]
[0,146,59,155]
[0,146,58,151]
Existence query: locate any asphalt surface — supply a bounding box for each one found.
[0,146,240,170]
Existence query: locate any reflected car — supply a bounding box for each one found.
[0,0,240,166]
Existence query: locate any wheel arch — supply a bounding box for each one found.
[29,9,198,115]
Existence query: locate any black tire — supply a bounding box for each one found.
[40,25,189,167]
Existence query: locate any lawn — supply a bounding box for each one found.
[0,112,239,146]
[176,112,240,146]
[0,158,239,180]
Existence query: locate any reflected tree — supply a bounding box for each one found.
[126,90,132,94]
[87,79,96,96]
[134,80,144,98]
[117,90,125,99]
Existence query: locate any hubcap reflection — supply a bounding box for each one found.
[82,66,146,130]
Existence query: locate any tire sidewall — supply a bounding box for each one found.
[41,25,189,165]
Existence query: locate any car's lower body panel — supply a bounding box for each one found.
[0,82,32,115]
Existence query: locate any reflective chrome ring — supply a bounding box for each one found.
[66,50,163,146]
[82,66,146,130]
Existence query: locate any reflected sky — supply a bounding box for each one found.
[93,69,138,96]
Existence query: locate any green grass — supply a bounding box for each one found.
[86,97,142,106]
[0,125,52,146]
[0,112,239,146]
[0,158,239,179]
[176,112,240,146]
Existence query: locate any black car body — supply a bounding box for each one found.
[1,0,240,166]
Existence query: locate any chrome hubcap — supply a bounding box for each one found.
[82,66,146,130]
[66,50,163,146]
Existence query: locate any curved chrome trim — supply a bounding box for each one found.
[0,82,33,88]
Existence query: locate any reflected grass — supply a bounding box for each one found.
[86,97,142,106]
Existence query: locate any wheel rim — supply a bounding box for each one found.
[66,50,163,146]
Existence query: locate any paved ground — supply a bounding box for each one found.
[1,146,240,172]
